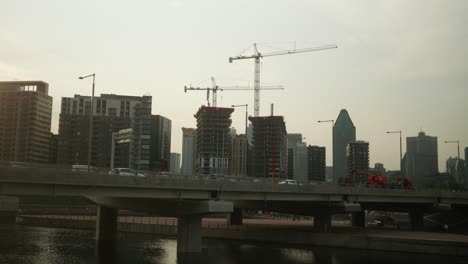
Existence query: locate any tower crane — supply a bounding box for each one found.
[184,77,283,107]
[229,43,337,116]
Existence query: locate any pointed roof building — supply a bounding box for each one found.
[333,109,356,183]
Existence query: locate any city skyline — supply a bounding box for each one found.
[1,1,467,170]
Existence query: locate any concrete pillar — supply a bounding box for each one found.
[177,214,202,253]
[409,208,424,231]
[95,205,118,243]
[314,212,332,232]
[351,211,366,228]
[229,208,243,225]
[0,196,18,225]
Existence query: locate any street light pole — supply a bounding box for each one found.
[79,73,95,172]
[444,140,460,160]
[387,131,402,174]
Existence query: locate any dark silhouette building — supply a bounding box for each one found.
[195,106,234,175]
[287,133,303,179]
[150,115,172,172]
[333,109,356,183]
[307,145,326,182]
[346,141,369,184]
[49,133,58,163]
[249,116,288,179]
[405,131,438,187]
[0,81,52,163]
[58,94,152,170]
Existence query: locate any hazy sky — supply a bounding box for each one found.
[1,0,467,170]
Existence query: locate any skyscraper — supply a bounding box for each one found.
[307,146,326,182]
[229,134,248,176]
[287,133,303,178]
[405,131,438,187]
[346,141,369,184]
[293,142,308,182]
[181,128,195,176]
[446,157,466,186]
[194,106,234,175]
[333,109,356,183]
[58,94,152,169]
[150,115,172,172]
[249,116,288,179]
[170,153,181,174]
[0,81,52,163]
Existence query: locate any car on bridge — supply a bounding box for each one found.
[108,168,144,177]
[278,179,300,185]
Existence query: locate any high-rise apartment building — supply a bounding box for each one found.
[294,142,308,182]
[58,94,152,170]
[249,116,288,179]
[170,153,181,174]
[0,81,52,163]
[195,106,234,175]
[287,133,303,178]
[446,157,466,186]
[230,134,248,176]
[307,146,326,182]
[150,115,172,172]
[346,141,369,184]
[405,131,438,187]
[333,109,356,183]
[181,127,196,176]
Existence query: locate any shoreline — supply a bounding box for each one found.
[17,216,468,257]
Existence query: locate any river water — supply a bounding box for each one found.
[0,226,466,264]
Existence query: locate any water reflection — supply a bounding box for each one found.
[0,226,466,264]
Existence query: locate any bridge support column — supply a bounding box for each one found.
[177,214,202,254]
[352,211,366,228]
[229,208,243,225]
[95,205,118,245]
[409,208,424,231]
[314,212,331,232]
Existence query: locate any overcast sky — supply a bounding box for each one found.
[1,0,467,170]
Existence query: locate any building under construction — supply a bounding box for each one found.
[249,116,288,179]
[194,106,234,175]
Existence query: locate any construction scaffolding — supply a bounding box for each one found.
[194,106,234,175]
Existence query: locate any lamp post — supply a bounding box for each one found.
[232,104,249,176]
[79,73,95,172]
[386,131,402,174]
[318,119,334,181]
[444,140,460,160]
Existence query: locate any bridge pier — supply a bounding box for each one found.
[177,214,202,254]
[409,208,424,231]
[314,212,331,232]
[229,208,243,225]
[351,211,366,228]
[0,196,19,226]
[95,205,118,248]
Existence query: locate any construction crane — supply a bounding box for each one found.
[184,77,283,107]
[229,43,337,116]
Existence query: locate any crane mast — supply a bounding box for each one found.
[229,43,337,116]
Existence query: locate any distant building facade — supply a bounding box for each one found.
[0,81,52,163]
[293,142,308,182]
[58,94,152,170]
[446,157,466,186]
[170,153,181,174]
[333,109,356,183]
[346,141,369,184]
[230,134,248,176]
[181,128,196,176]
[195,106,234,175]
[249,116,288,179]
[49,133,58,163]
[374,163,386,174]
[307,146,326,182]
[287,133,303,179]
[405,131,438,187]
[150,115,172,172]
